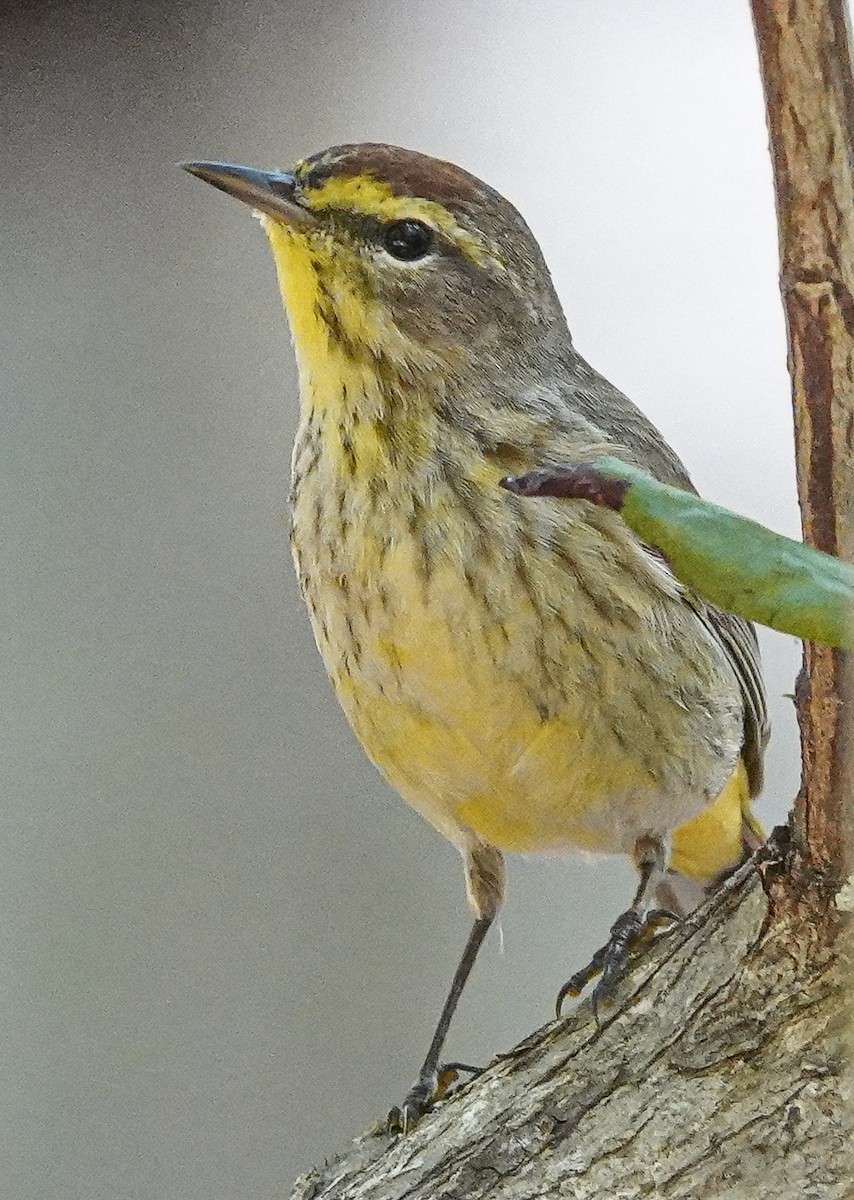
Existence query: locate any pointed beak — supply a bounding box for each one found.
[181,161,315,227]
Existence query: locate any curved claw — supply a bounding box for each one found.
[387,1062,483,1134]
[589,909,646,1022]
[555,944,610,1015]
[387,1072,436,1135]
[442,1061,482,1082]
[556,907,680,1019]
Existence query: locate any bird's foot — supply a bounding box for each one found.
[556,907,678,1022]
[387,1062,481,1134]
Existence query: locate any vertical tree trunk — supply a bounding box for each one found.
[752,0,854,878]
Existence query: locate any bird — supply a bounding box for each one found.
[183,144,768,1129]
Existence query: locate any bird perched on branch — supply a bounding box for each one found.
[185,144,767,1129]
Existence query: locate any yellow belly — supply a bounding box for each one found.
[294,508,744,862]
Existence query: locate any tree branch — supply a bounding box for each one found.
[291,843,851,1199]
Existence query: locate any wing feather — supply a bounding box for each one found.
[561,354,771,797]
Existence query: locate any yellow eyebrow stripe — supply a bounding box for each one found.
[297,171,501,269]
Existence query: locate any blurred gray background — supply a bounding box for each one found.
[3,1,802,1197]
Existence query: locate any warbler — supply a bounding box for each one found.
[184,144,768,1128]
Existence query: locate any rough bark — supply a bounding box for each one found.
[752,0,854,874]
[288,4,854,1196]
[291,838,851,1200]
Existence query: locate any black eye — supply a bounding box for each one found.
[382,220,434,262]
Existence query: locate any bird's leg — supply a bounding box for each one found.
[387,914,491,1133]
[388,841,505,1134]
[556,834,678,1020]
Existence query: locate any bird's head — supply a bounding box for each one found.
[184,144,567,386]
